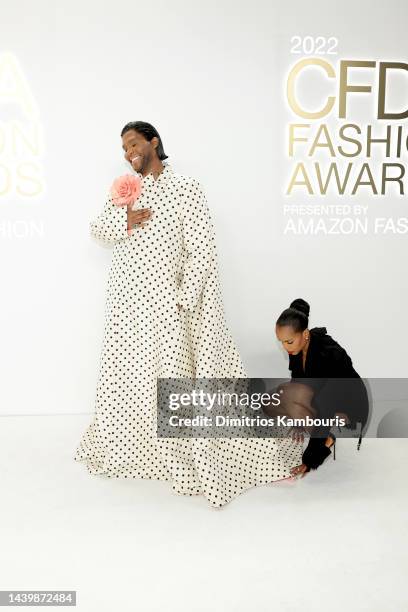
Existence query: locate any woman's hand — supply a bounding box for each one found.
[127,207,152,230]
[289,426,305,444]
[290,463,309,478]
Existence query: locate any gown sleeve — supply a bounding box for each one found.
[177,178,214,311]
[90,192,129,245]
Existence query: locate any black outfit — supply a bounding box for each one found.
[288,327,369,470]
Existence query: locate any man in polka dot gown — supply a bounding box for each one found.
[74,121,303,507]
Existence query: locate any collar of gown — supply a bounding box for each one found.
[137,163,173,186]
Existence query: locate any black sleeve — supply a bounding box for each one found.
[325,345,356,376]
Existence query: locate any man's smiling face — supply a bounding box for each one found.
[122,129,158,174]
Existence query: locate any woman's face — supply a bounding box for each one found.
[276,325,308,356]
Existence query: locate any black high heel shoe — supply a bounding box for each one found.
[302,432,336,471]
[327,431,336,460]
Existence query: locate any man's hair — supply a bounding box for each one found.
[120,121,168,160]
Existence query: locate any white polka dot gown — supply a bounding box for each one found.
[74,163,303,507]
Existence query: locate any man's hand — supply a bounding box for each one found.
[127,207,152,231]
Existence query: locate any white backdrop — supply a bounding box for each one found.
[1,0,407,416]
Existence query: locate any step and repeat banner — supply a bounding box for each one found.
[1,0,407,415]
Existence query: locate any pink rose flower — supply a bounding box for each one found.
[110,174,142,207]
[110,174,142,236]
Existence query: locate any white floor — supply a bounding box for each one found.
[0,414,407,612]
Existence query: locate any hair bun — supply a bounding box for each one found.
[289,298,310,318]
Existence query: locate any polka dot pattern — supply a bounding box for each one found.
[74,163,302,507]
